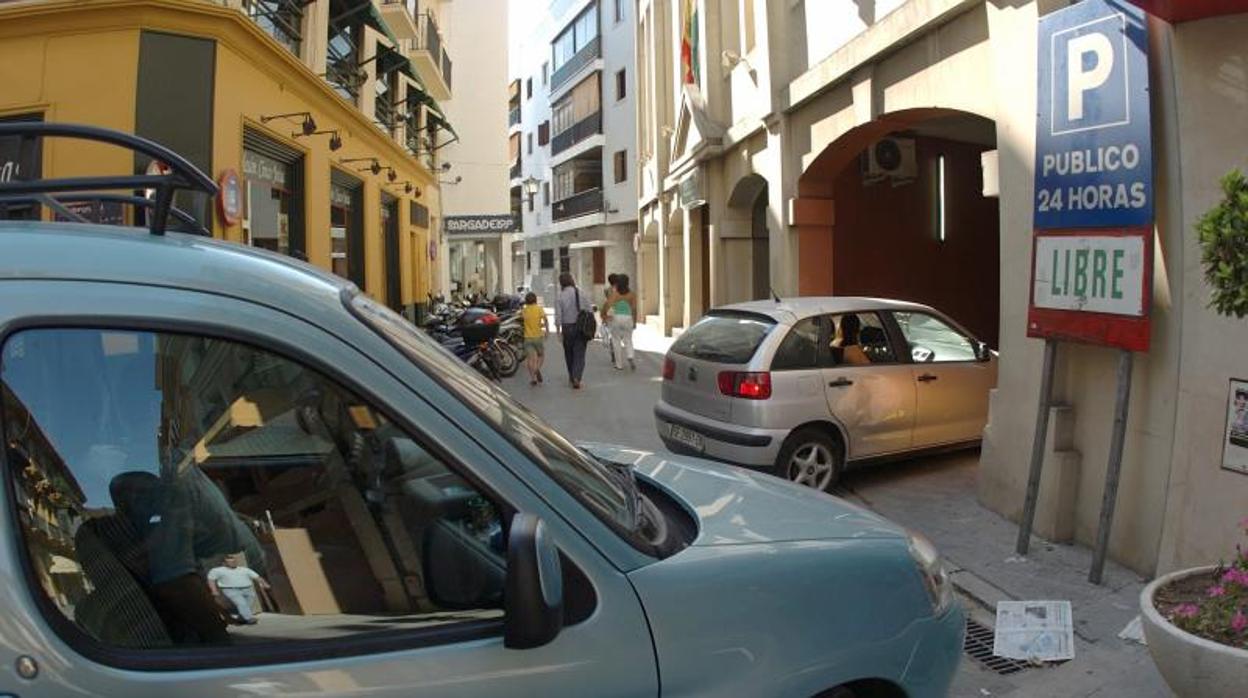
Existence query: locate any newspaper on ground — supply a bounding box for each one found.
[1118,615,1146,645]
[992,600,1075,662]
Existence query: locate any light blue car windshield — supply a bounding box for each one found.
[348,293,651,551]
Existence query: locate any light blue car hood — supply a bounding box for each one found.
[579,443,906,545]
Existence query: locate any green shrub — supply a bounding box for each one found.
[1197,170,1248,318]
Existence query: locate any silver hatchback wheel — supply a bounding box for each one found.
[775,429,844,492]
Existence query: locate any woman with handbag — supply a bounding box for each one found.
[602,274,637,371]
[554,272,595,389]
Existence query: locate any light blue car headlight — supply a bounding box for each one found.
[907,531,953,615]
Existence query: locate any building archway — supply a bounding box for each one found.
[794,108,1000,345]
[725,173,770,302]
[639,220,660,317]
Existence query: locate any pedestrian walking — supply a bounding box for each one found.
[554,272,594,389]
[602,273,638,371]
[207,553,271,625]
[602,273,619,365]
[521,291,548,386]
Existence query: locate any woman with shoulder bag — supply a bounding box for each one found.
[554,272,594,389]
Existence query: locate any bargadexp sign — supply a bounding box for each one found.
[1034,0,1151,230]
[444,215,519,235]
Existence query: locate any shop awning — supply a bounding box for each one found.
[568,240,617,250]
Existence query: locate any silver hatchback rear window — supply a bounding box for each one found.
[669,312,776,364]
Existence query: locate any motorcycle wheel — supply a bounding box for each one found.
[493,340,520,378]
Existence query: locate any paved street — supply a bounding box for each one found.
[502,330,1172,698]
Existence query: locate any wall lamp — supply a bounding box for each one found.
[384,166,398,183]
[440,175,463,185]
[341,157,383,175]
[301,129,343,151]
[395,181,419,196]
[261,111,317,135]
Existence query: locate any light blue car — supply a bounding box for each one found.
[0,125,963,697]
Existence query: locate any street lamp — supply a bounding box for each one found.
[521,176,541,206]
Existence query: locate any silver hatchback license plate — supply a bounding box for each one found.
[669,423,704,452]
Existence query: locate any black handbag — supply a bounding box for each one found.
[574,288,597,340]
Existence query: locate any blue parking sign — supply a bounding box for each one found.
[1035,0,1151,229]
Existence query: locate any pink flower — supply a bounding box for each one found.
[1239,516,1248,532]
[1209,585,1227,598]
[1232,610,1248,633]
[1173,603,1200,619]
[1223,568,1248,587]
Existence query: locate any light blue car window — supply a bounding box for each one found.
[348,294,652,552]
[2,328,505,656]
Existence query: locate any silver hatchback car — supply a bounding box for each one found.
[656,298,998,491]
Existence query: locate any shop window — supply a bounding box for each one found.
[1,328,506,657]
[0,112,43,221]
[330,171,364,287]
[242,137,304,259]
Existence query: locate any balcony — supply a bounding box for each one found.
[243,0,303,55]
[552,188,603,222]
[551,111,601,156]
[509,106,521,128]
[380,0,419,41]
[410,12,452,100]
[551,36,599,91]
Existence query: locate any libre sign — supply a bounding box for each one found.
[1029,0,1152,352]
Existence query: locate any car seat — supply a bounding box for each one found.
[859,326,891,363]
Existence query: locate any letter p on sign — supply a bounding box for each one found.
[1051,13,1130,135]
[1067,33,1113,121]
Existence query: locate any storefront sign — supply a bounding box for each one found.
[218,169,242,225]
[243,150,288,187]
[1034,0,1152,230]
[1028,228,1151,351]
[1222,379,1248,475]
[678,170,705,210]
[444,214,518,235]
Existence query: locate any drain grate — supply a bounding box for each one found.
[963,617,1033,676]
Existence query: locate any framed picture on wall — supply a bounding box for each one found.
[1221,378,1248,475]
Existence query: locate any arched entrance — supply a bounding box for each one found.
[639,220,660,317]
[795,108,1000,345]
[726,174,770,302]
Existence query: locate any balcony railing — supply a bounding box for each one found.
[243,0,304,55]
[510,160,522,180]
[552,188,603,222]
[508,106,521,127]
[551,36,600,91]
[411,13,452,95]
[375,95,397,133]
[551,111,601,156]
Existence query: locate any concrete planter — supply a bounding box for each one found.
[1140,566,1248,697]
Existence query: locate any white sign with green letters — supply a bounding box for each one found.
[1032,235,1145,316]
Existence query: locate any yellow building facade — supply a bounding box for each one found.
[0,0,453,313]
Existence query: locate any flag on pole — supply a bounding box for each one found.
[680,0,699,84]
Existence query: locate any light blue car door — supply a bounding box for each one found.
[0,279,658,698]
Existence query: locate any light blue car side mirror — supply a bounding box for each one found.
[504,513,564,649]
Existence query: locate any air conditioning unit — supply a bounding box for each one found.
[864,137,917,181]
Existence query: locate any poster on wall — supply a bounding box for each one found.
[1222,379,1248,475]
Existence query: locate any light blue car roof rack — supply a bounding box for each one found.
[0,122,218,236]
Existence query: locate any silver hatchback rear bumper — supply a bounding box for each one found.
[654,401,786,468]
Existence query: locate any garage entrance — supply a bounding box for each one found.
[796,109,1000,346]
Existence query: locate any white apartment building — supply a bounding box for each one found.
[510,0,638,303]
[637,0,1248,580]
[427,0,514,301]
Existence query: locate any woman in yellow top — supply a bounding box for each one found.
[521,292,549,386]
[602,274,638,371]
